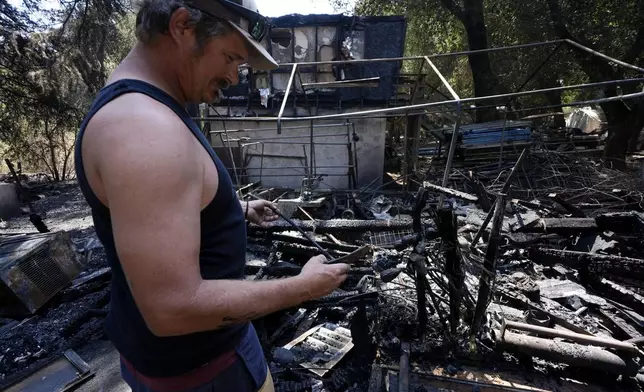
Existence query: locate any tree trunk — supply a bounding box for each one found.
[462,0,499,123]
[543,88,566,128]
[440,0,499,123]
[628,127,643,153]
[45,117,61,182]
[601,99,642,170]
[545,0,644,168]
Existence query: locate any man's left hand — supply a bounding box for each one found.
[244,200,279,228]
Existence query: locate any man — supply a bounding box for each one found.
[73,0,350,391]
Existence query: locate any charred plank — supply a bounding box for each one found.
[269,234,359,253]
[529,248,644,281]
[548,193,586,218]
[253,218,414,233]
[422,181,478,202]
[596,211,644,233]
[587,278,644,316]
[471,194,507,336]
[515,218,597,234]
[436,209,462,334]
[245,263,372,277]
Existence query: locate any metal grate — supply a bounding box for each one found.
[17,248,69,302]
[283,323,354,377]
[370,229,414,247]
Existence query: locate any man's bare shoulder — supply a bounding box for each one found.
[82,92,202,199]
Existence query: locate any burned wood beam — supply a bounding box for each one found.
[253,218,415,233]
[269,233,359,253]
[328,245,372,265]
[269,234,359,253]
[274,241,349,260]
[409,251,428,331]
[301,290,378,309]
[268,308,308,345]
[245,263,373,277]
[596,211,644,233]
[515,218,597,234]
[4,159,49,233]
[398,342,410,392]
[598,308,643,341]
[474,180,492,212]
[436,209,462,334]
[502,320,638,353]
[529,248,644,281]
[471,194,507,337]
[498,289,593,336]
[422,181,478,202]
[548,193,586,217]
[497,331,639,376]
[587,278,644,316]
[471,150,528,246]
[367,363,383,392]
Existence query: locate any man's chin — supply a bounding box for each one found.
[206,88,224,104]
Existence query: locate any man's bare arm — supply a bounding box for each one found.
[87,103,347,337]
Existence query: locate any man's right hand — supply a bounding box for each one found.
[298,255,350,300]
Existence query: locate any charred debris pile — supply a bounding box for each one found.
[239,148,644,392]
[1,148,644,391]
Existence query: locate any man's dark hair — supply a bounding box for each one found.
[135,0,231,50]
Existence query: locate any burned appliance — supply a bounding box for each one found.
[0,232,83,315]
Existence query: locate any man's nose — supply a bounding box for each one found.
[227,66,240,86]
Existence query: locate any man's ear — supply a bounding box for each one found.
[168,7,195,47]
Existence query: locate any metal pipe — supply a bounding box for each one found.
[247,141,350,145]
[277,64,298,134]
[498,331,639,376]
[424,56,460,100]
[503,320,639,353]
[210,122,354,134]
[234,133,348,141]
[202,81,644,123]
[243,173,349,178]
[247,193,332,260]
[259,142,265,183]
[274,40,564,67]
[425,56,462,208]
[245,165,355,170]
[565,39,644,73]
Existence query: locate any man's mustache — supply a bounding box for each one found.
[217,79,231,90]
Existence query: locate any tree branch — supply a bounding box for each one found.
[439,0,465,21]
[625,27,644,65]
[545,0,616,81]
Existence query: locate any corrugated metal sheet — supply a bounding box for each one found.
[455,120,533,147]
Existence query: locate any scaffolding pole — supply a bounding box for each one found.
[424,56,462,207]
[277,64,298,134]
[208,81,644,123]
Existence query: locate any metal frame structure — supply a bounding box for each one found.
[201,38,644,192]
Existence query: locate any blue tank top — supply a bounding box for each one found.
[74,79,252,377]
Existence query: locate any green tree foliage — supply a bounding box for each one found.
[334,0,644,168]
[0,0,134,180]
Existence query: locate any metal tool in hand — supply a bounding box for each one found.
[246,194,372,265]
[247,193,333,260]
